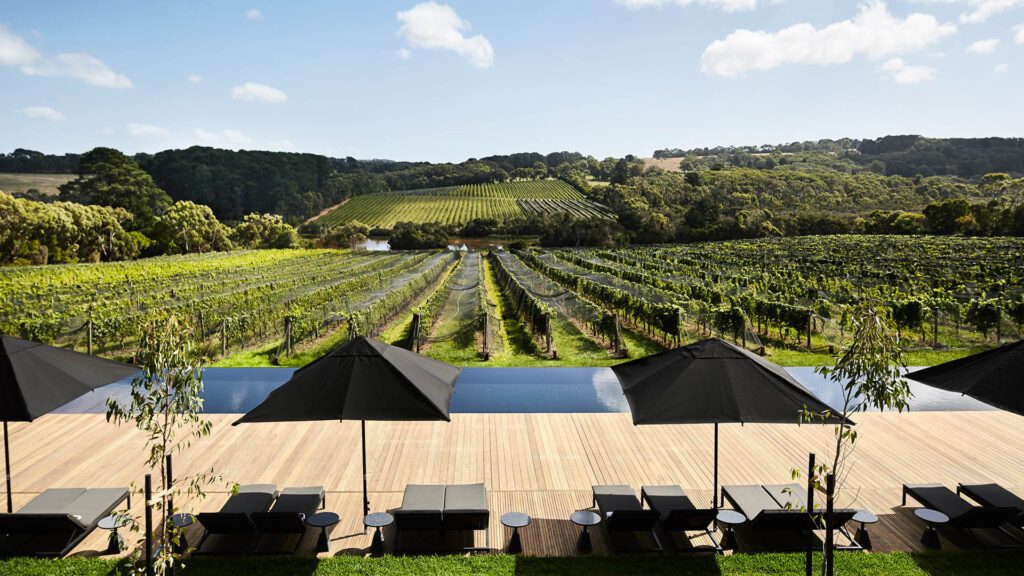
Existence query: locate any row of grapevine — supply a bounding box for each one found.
[487,251,553,347]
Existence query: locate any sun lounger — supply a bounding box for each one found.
[641,485,719,553]
[592,485,662,553]
[723,484,857,552]
[196,484,278,553]
[394,483,490,552]
[251,486,325,553]
[958,483,1024,527]
[903,484,1022,546]
[0,487,130,557]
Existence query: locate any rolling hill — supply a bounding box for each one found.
[314,180,612,228]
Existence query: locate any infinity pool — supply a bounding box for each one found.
[55,367,991,414]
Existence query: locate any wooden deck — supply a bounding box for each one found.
[3,411,1023,557]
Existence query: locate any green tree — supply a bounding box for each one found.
[319,220,370,249]
[106,317,223,575]
[800,303,910,575]
[151,201,233,255]
[59,147,172,231]
[231,213,299,249]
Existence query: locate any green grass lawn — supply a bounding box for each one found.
[4,552,1024,576]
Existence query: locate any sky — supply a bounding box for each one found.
[0,0,1022,162]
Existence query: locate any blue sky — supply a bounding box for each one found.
[1,1,1021,162]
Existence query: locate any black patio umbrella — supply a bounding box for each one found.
[234,336,460,516]
[906,340,1024,416]
[611,338,845,508]
[1,335,140,512]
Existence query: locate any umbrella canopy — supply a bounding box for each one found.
[906,340,1024,416]
[235,336,459,423]
[234,336,461,515]
[1,335,141,421]
[611,338,844,507]
[612,338,842,425]
[1,335,140,512]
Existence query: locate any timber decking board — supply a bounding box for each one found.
[1,411,1022,557]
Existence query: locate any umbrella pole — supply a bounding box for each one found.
[3,421,11,513]
[362,420,369,521]
[713,422,719,510]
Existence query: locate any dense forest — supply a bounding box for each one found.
[654,136,1024,178]
[2,136,1024,261]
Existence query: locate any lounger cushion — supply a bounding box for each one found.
[268,486,324,514]
[763,484,817,512]
[723,485,778,519]
[641,485,716,532]
[62,489,130,526]
[905,484,973,520]
[401,485,445,513]
[642,485,696,514]
[16,489,87,515]
[594,485,644,513]
[444,484,487,514]
[960,484,1024,519]
[218,484,277,514]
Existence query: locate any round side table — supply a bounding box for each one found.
[570,510,601,554]
[914,508,948,550]
[307,511,340,553]
[363,512,394,556]
[715,509,746,551]
[97,514,130,555]
[852,510,878,550]
[170,513,195,555]
[501,512,532,554]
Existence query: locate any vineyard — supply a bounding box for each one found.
[0,235,1021,368]
[315,180,612,228]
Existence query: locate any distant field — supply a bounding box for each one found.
[315,180,612,228]
[643,157,683,171]
[0,173,75,196]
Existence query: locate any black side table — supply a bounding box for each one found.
[170,513,195,555]
[308,511,340,553]
[570,510,601,554]
[501,512,532,554]
[716,509,746,551]
[97,514,130,555]
[914,508,948,550]
[852,510,878,550]
[364,512,394,556]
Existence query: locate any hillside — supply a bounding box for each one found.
[654,136,1024,178]
[0,173,75,196]
[314,180,611,228]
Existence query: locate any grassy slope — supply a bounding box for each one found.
[0,173,75,196]
[4,552,1024,576]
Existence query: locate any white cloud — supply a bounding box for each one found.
[995,62,1009,72]
[231,82,288,103]
[960,0,1024,24]
[700,1,956,77]
[245,8,263,20]
[966,38,999,53]
[397,2,494,69]
[0,25,132,88]
[614,0,765,12]
[187,74,203,84]
[397,48,412,59]
[22,53,133,88]
[127,123,169,137]
[18,106,65,122]
[193,128,253,148]
[0,24,39,66]
[878,57,936,83]
[1016,23,1024,43]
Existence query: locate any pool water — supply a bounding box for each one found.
[55,367,992,414]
